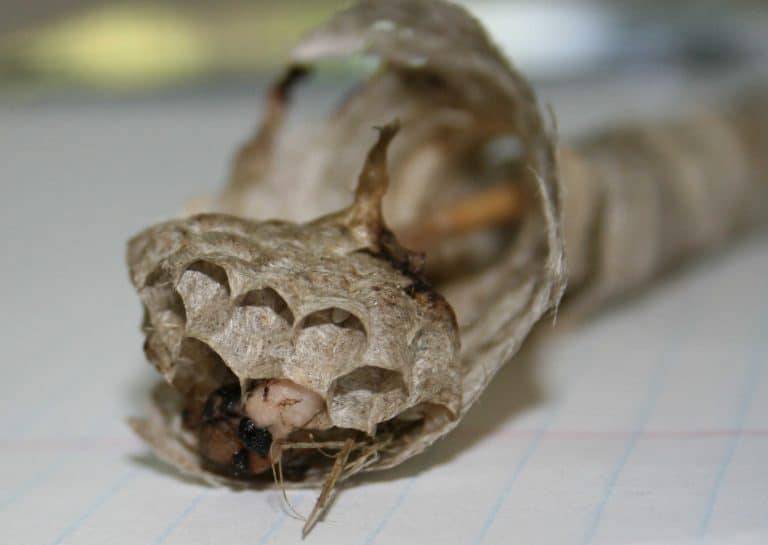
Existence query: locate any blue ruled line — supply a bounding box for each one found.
[578,333,681,545]
[364,477,418,545]
[473,407,558,545]
[471,330,607,544]
[697,288,768,538]
[149,492,207,545]
[576,275,708,545]
[149,490,311,545]
[256,492,310,545]
[0,456,70,512]
[50,469,137,545]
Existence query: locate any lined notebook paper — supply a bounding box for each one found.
[2,83,767,545]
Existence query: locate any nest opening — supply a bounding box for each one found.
[173,366,451,483]
[328,366,408,432]
[276,401,454,481]
[298,307,366,334]
[236,286,295,325]
[194,399,451,483]
[185,260,231,295]
[173,337,238,402]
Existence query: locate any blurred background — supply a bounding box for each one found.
[2,0,767,159]
[1,0,767,98]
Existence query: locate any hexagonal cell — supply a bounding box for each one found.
[172,337,237,402]
[299,307,365,333]
[292,308,368,390]
[184,260,231,294]
[236,287,294,325]
[329,366,408,433]
[176,260,232,316]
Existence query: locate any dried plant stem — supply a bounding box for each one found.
[280,440,367,451]
[302,438,355,538]
[271,460,306,521]
[225,65,309,204]
[400,182,526,249]
[340,444,382,478]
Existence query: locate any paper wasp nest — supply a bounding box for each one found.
[128,128,463,481]
[128,0,563,486]
[128,0,768,495]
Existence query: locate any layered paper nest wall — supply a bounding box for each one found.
[128,0,565,487]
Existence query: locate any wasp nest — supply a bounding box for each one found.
[127,0,768,512]
[130,123,468,483]
[128,0,564,490]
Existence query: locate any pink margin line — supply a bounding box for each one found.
[1,429,768,451]
[460,428,768,440]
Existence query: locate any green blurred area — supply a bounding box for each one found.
[0,1,346,92]
[1,0,766,97]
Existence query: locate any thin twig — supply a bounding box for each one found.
[280,440,366,451]
[399,181,526,249]
[271,460,306,521]
[302,438,355,538]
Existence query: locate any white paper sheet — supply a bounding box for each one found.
[2,85,767,545]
